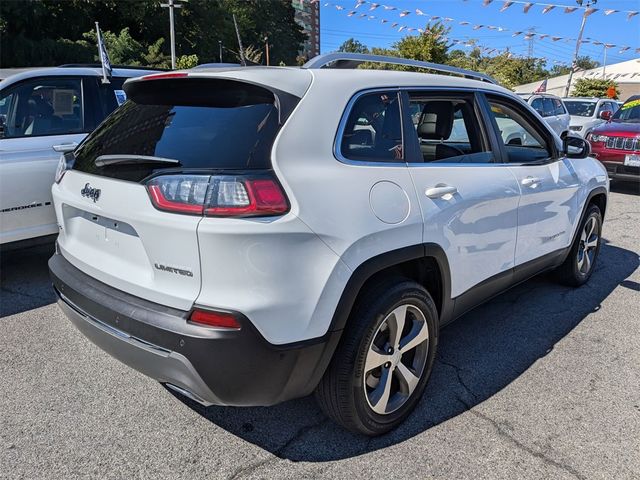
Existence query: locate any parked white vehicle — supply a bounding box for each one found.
[0,66,154,247]
[518,93,571,138]
[49,54,608,436]
[564,97,619,138]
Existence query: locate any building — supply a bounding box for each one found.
[515,58,640,99]
[292,0,320,60]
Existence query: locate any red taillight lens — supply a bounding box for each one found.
[141,72,189,81]
[189,309,241,329]
[146,174,288,217]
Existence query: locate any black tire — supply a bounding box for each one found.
[315,277,438,436]
[556,204,603,287]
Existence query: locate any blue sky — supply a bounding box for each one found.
[319,0,640,68]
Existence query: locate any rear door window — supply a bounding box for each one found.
[71,78,285,182]
[339,91,403,162]
[553,98,566,115]
[531,98,545,116]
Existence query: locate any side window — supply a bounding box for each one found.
[486,97,552,164]
[0,77,84,139]
[97,77,127,121]
[406,93,493,163]
[531,98,545,116]
[553,98,565,115]
[0,92,15,137]
[543,98,555,117]
[340,91,403,162]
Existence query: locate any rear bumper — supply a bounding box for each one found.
[49,253,341,407]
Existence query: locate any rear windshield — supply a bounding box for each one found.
[72,78,282,182]
[612,97,640,123]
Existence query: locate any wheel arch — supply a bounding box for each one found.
[328,243,454,335]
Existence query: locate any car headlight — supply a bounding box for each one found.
[54,154,72,184]
[589,133,608,143]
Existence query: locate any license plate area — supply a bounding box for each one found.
[624,154,640,167]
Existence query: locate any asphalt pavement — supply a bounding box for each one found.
[1,182,639,479]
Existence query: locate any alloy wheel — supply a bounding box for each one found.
[363,304,429,415]
[577,215,599,275]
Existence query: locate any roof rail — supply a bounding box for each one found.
[302,53,498,85]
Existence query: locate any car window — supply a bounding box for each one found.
[340,91,403,162]
[97,77,127,120]
[553,98,565,115]
[0,92,15,137]
[486,97,552,164]
[542,98,556,117]
[531,98,545,116]
[405,93,492,163]
[0,77,84,138]
[564,101,596,117]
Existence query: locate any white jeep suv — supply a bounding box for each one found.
[49,54,608,436]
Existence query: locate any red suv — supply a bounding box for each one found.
[587,95,640,182]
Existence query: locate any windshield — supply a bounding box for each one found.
[564,101,596,117]
[72,78,284,182]
[612,98,640,123]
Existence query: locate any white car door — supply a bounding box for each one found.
[0,76,87,244]
[484,94,581,274]
[403,90,520,315]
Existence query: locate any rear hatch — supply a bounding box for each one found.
[54,73,302,310]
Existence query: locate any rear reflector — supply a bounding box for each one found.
[189,310,241,329]
[146,174,288,217]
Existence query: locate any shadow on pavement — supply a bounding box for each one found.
[0,243,56,317]
[173,240,639,462]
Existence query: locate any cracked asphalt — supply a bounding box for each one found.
[1,182,639,479]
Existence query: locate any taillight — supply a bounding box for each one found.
[189,309,241,329]
[146,174,288,217]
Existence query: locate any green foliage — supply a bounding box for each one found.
[176,54,199,69]
[393,22,448,65]
[0,0,305,67]
[575,55,600,71]
[338,38,369,54]
[571,78,620,99]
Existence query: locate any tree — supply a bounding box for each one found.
[571,78,620,99]
[575,55,600,71]
[393,22,449,65]
[0,0,306,67]
[338,38,369,54]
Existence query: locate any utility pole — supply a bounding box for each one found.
[602,45,607,79]
[160,0,185,69]
[219,40,223,63]
[564,0,597,96]
[264,36,270,66]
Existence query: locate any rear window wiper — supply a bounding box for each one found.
[94,155,182,167]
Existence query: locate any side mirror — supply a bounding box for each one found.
[563,135,591,158]
[599,110,612,121]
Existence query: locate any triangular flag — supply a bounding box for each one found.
[500,1,514,12]
[542,5,555,14]
[523,3,534,13]
[473,25,484,30]
[564,7,577,13]
[416,8,426,15]
[482,0,493,6]
[627,11,639,20]
[551,36,562,41]
[619,46,630,52]
[512,31,523,37]
[584,8,598,17]
[399,10,411,17]
[459,21,470,25]
[604,9,617,15]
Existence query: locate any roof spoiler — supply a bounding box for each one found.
[302,53,498,85]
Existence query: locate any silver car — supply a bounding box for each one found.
[518,93,571,138]
[563,97,619,138]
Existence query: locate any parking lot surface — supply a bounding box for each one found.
[1,183,639,480]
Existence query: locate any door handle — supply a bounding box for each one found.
[425,185,458,199]
[521,176,542,187]
[52,143,78,153]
